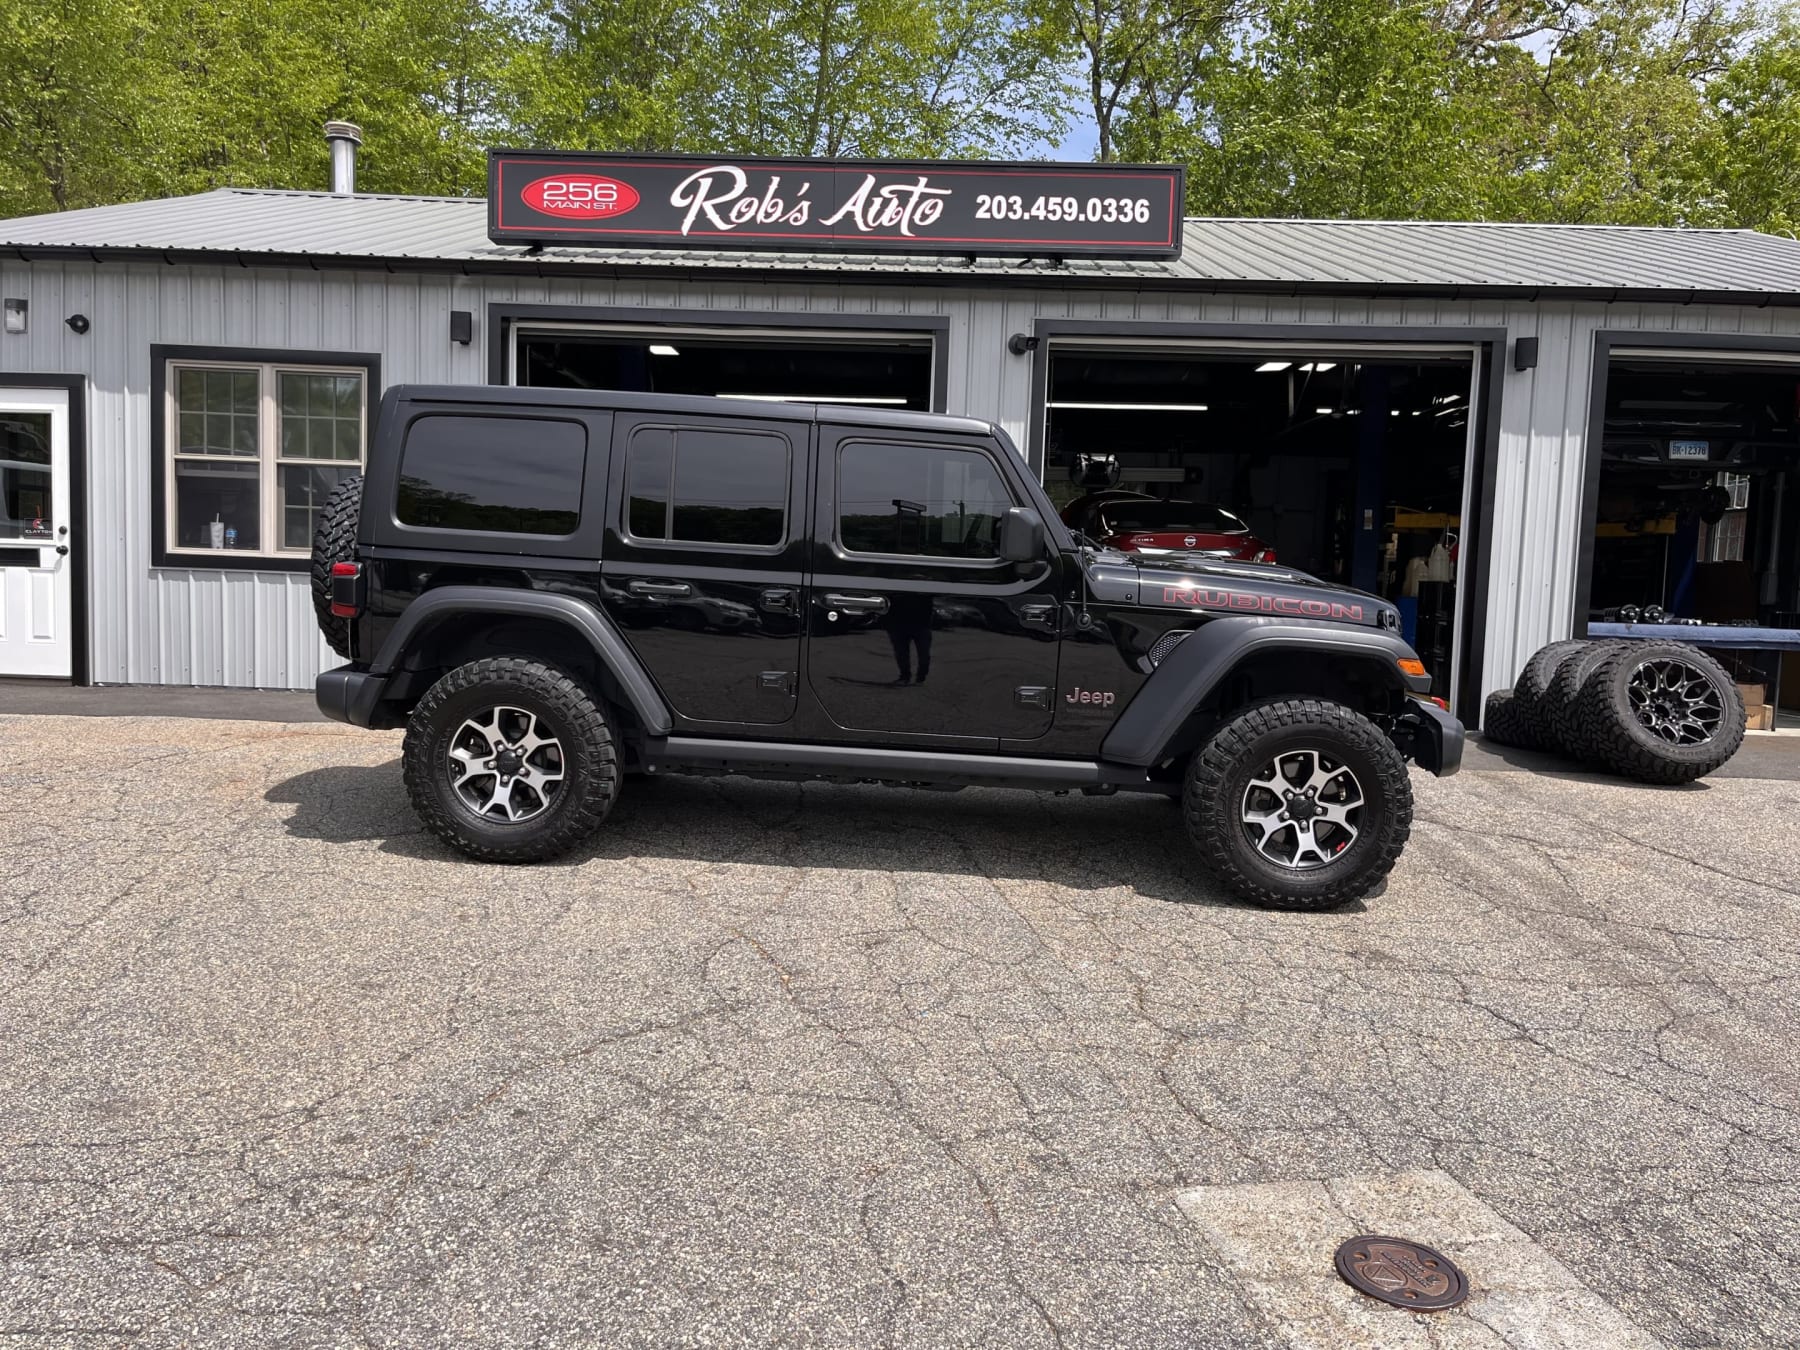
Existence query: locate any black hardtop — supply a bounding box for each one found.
[380,384,997,438]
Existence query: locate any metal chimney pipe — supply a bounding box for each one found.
[324,121,362,194]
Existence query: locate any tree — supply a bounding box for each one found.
[1687,16,1800,233]
[1059,0,1236,163]
[0,0,179,214]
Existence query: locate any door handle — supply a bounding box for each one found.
[627,579,694,598]
[824,592,889,614]
[54,545,68,556]
[759,588,797,613]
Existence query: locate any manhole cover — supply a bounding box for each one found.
[1334,1235,1469,1311]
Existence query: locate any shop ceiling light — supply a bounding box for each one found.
[1299,362,1337,372]
[1256,361,1292,372]
[1047,401,1209,412]
[649,344,680,356]
[725,394,910,404]
[1433,393,1461,405]
[1316,406,1334,414]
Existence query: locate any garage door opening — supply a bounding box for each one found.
[510,325,936,411]
[1586,352,1800,730]
[1043,344,1480,703]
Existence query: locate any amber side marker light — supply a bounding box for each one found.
[1396,657,1429,678]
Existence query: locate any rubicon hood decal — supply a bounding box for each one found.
[1162,584,1365,623]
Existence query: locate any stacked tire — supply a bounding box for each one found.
[1482,639,1745,784]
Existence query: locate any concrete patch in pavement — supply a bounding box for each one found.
[1175,1169,1662,1349]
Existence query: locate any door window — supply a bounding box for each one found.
[837,441,1014,559]
[397,415,585,535]
[0,412,54,541]
[624,425,790,548]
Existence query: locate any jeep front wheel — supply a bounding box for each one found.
[403,657,619,862]
[1183,699,1413,910]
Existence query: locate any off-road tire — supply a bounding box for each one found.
[1513,639,1587,741]
[1572,642,1745,785]
[1544,640,1629,762]
[403,658,619,862]
[1481,689,1537,750]
[1183,698,1413,911]
[309,473,363,659]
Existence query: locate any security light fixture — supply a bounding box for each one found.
[649,344,680,356]
[1048,401,1208,412]
[2,299,25,334]
[1256,361,1291,372]
[65,314,90,335]
[449,310,472,345]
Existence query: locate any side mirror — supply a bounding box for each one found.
[999,506,1046,563]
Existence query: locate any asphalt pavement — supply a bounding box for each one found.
[1,707,1797,1347]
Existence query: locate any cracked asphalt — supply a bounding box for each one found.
[2,709,1798,1348]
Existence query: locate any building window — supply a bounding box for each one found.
[165,360,367,559]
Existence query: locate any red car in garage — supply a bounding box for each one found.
[1062,493,1277,563]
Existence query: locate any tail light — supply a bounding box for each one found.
[1251,548,1276,563]
[329,561,363,618]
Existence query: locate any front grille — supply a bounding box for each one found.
[1148,629,1192,667]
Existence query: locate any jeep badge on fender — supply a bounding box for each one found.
[312,385,1461,911]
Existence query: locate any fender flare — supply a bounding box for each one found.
[370,586,673,736]
[1101,617,1431,767]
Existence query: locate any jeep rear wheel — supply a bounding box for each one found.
[1184,699,1413,910]
[403,657,619,862]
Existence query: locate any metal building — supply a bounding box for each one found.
[6,171,1800,722]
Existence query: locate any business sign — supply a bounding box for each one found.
[487,151,1185,260]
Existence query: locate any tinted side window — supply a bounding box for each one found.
[397,414,584,535]
[838,441,1015,558]
[624,425,789,548]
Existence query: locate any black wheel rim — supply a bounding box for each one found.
[1626,658,1723,746]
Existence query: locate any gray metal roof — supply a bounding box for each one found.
[7,186,1800,302]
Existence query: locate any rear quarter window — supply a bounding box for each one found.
[396,414,586,535]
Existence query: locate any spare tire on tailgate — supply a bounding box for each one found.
[310,473,363,659]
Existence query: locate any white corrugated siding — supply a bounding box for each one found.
[4,256,1800,699]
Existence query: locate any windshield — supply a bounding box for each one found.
[1099,501,1249,535]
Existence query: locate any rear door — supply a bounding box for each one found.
[803,427,1060,746]
[600,412,808,730]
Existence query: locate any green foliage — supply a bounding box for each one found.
[2,0,1798,234]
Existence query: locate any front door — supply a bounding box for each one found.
[804,428,1061,746]
[0,390,73,678]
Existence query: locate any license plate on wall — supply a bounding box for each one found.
[1668,439,1711,461]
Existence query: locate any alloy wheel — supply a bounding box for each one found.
[1240,748,1364,870]
[1626,658,1724,746]
[445,705,566,823]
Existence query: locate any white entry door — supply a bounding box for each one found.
[0,390,73,678]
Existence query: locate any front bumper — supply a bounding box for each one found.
[1393,697,1464,776]
[316,665,389,728]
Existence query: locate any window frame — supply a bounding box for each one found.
[150,345,380,573]
[618,420,795,556]
[832,436,1021,566]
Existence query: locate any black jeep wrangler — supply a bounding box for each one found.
[312,386,1461,909]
